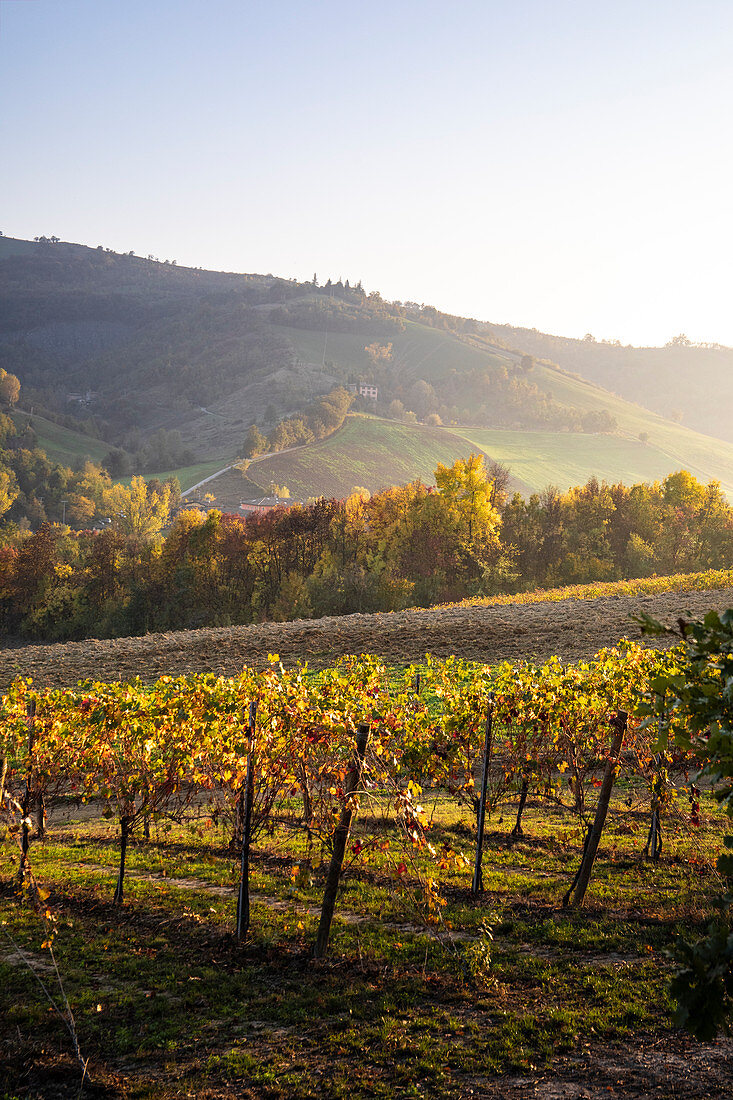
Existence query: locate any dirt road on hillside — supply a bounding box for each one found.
[1,588,731,689]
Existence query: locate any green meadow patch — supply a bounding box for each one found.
[1,781,728,1098]
[246,415,502,501]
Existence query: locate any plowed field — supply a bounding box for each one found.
[2,586,732,688]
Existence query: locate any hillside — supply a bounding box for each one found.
[230,416,530,505]
[0,236,582,466]
[477,323,733,444]
[0,236,301,463]
[204,412,733,506]
[452,421,733,499]
[450,428,686,495]
[1,583,730,689]
[3,234,733,497]
[9,408,110,467]
[273,316,509,385]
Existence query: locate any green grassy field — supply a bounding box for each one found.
[141,459,228,492]
[212,411,733,506]
[533,364,733,495]
[450,427,692,495]
[11,410,111,467]
[244,416,525,501]
[1,780,724,1098]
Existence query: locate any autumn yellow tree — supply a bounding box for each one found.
[0,467,18,518]
[435,454,501,543]
[0,369,20,408]
[102,476,173,539]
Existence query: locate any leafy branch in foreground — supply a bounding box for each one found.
[637,607,733,1038]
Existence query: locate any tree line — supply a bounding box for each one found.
[243,387,354,457]
[0,453,731,642]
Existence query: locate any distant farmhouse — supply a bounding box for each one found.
[239,496,291,516]
[67,390,98,406]
[359,383,378,401]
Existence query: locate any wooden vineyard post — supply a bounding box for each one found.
[314,723,370,959]
[472,696,494,895]
[511,773,530,838]
[37,791,46,840]
[19,698,37,884]
[236,700,257,944]
[643,703,666,862]
[643,755,663,861]
[563,710,627,909]
[113,815,131,905]
[143,783,151,844]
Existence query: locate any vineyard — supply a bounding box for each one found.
[2,639,732,1097]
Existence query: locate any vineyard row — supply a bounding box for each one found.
[0,642,704,946]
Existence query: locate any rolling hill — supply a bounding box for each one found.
[476,323,733,444]
[450,427,730,496]
[199,412,733,509]
[192,417,531,509]
[9,409,110,467]
[274,316,509,384]
[4,234,733,503]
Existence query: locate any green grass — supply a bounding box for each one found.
[244,415,510,501]
[533,363,733,496]
[139,459,230,492]
[450,426,691,495]
[202,395,733,510]
[10,409,111,466]
[216,410,733,506]
[1,782,724,1098]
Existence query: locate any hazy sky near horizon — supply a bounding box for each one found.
[2,0,732,347]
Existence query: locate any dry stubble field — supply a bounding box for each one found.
[2,587,733,688]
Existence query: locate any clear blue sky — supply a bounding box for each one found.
[2,0,732,346]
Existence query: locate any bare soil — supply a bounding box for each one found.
[1,587,732,688]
